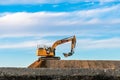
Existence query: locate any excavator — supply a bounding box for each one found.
[28,35,76,68]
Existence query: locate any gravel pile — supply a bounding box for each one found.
[0,68,120,80]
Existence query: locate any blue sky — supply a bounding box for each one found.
[0,0,120,67]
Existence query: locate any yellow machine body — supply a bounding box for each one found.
[36,48,54,57]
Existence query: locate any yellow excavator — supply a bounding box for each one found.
[28,35,76,68]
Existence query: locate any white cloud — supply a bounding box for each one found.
[0,0,120,67]
[78,38,120,49]
[0,12,67,29]
[99,0,118,3]
[0,4,120,38]
[0,0,84,4]
[0,0,119,4]
[0,38,120,49]
[0,40,52,49]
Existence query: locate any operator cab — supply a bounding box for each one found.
[36,45,54,56]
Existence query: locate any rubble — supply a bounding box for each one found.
[0,68,120,80]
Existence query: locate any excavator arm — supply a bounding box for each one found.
[51,35,76,57]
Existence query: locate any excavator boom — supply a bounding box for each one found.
[51,35,76,57]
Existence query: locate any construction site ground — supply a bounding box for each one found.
[0,60,120,80]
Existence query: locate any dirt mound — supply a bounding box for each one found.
[29,60,120,69]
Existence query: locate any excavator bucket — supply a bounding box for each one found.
[63,52,73,57]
